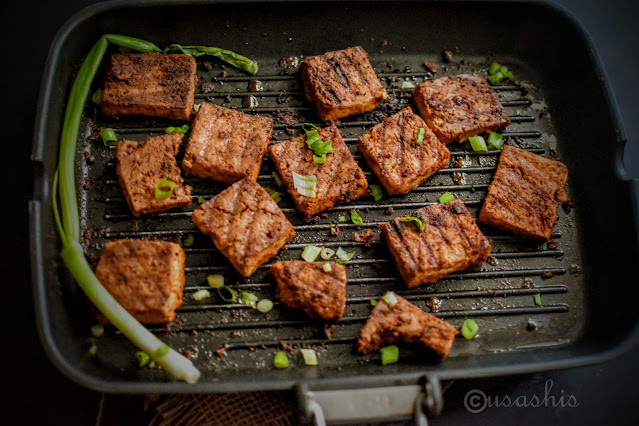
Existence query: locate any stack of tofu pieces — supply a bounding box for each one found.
[92,46,568,362]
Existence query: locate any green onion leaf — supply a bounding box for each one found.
[92,88,102,105]
[217,285,236,302]
[322,263,332,273]
[382,291,398,307]
[165,124,189,134]
[136,351,150,367]
[534,293,542,306]
[439,192,455,204]
[300,348,318,366]
[100,128,118,146]
[489,62,501,75]
[399,216,425,232]
[369,184,383,202]
[274,350,289,369]
[301,122,317,132]
[265,187,282,203]
[461,319,479,340]
[182,233,195,247]
[335,247,354,264]
[154,179,175,200]
[193,289,211,301]
[257,299,274,313]
[301,245,322,262]
[401,80,416,90]
[292,172,317,198]
[272,171,284,187]
[207,274,224,289]
[91,324,104,337]
[320,247,335,260]
[370,299,378,307]
[351,210,364,226]
[163,44,258,75]
[415,127,425,145]
[242,292,259,304]
[338,216,346,223]
[486,132,503,150]
[468,135,488,152]
[380,345,399,365]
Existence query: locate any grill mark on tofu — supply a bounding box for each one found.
[321,56,351,89]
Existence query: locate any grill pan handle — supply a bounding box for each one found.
[299,375,443,425]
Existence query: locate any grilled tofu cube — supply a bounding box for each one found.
[94,239,186,324]
[191,178,295,277]
[101,53,197,121]
[357,107,450,195]
[268,125,368,216]
[270,260,347,321]
[379,200,491,288]
[357,294,458,360]
[479,145,569,241]
[412,74,511,144]
[300,46,388,121]
[182,103,273,184]
[116,133,192,217]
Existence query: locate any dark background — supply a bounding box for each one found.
[2,0,638,424]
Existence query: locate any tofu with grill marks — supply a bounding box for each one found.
[182,103,273,184]
[101,53,197,121]
[268,125,368,216]
[94,239,186,324]
[300,46,388,121]
[357,107,450,195]
[270,260,347,321]
[379,200,491,288]
[116,133,192,217]
[479,145,569,241]
[357,294,458,360]
[191,178,295,277]
[412,74,511,144]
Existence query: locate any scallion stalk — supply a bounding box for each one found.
[163,44,258,75]
[301,245,322,262]
[469,135,488,152]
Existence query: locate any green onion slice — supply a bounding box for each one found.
[304,126,333,162]
[320,247,335,260]
[489,62,501,75]
[382,291,398,307]
[274,350,289,369]
[487,62,515,84]
[369,184,383,202]
[193,103,201,112]
[165,124,189,134]
[207,274,224,289]
[265,187,282,203]
[154,179,176,200]
[380,345,399,365]
[486,132,503,150]
[91,324,104,337]
[198,197,206,204]
[182,233,194,247]
[300,348,318,366]
[399,216,425,232]
[100,128,118,146]
[302,245,322,262]
[416,127,425,145]
[533,293,542,306]
[92,88,102,105]
[351,210,364,226]
[241,292,259,304]
[292,172,317,198]
[193,289,211,301]
[338,216,346,223]
[272,171,284,187]
[370,299,378,307]
[461,319,479,340]
[257,299,274,313]
[335,247,354,264]
[217,285,236,302]
[401,80,416,90]
[439,192,455,204]
[136,351,150,367]
[322,263,332,273]
[468,135,488,152]
[313,154,327,164]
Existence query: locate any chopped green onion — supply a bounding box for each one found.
[99,128,118,146]
[274,350,289,369]
[486,132,503,150]
[533,293,542,306]
[439,192,455,204]
[301,122,317,132]
[320,247,335,260]
[370,299,378,307]
[257,299,274,313]
[136,351,150,367]
[148,360,157,369]
[207,274,224,289]
[487,62,515,84]
[198,197,206,204]
[415,127,425,145]
[154,179,175,200]
[265,186,282,203]
[302,245,322,262]
[300,348,318,366]
[165,124,189,134]
[382,291,398,307]
[313,154,327,164]
[91,324,104,337]
[380,345,399,365]
[217,285,236,302]
[322,263,332,273]
[338,216,346,223]
[461,319,479,340]
[351,210,364,226]
[401,80,416,90]
[468,135,488,152]
[242,292,259,304]
[92,88,102,105]
[335,247,354,264]
[488,62,501,75]
[182,233,194,247]
[193,103,201,112]
[399,216,425,232]
[304,126,334,163]
[272,171,284,187]
[163,44,258,75]
[89,344,97,355]
[369,184,383,202]
[193,289,211,301]
[292,172,317,198]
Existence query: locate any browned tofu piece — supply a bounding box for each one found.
[191,178,295,277]
[357,294,458,359]
[182,103,273,183]
[412,74,511,144]
[479,145,569,241]
[94,239,186,324]
[300,46,388,121]
[379,200,491,288]
[100,53,197,121]
[357,107,450,195]
[268,125,368,216]
[270,261,347,321]
[116,133,192,217]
